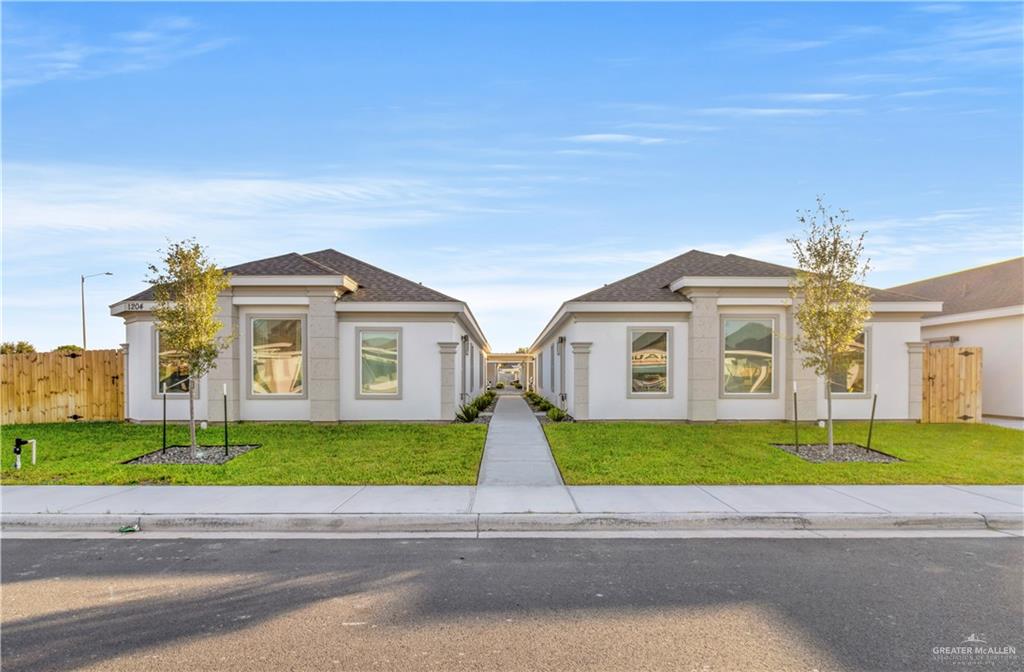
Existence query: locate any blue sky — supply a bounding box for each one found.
[3,1,1022,352]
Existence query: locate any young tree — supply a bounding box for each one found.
[148,240,233,454]
[788,197,872,454]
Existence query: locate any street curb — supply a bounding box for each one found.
[1,511,1008,533]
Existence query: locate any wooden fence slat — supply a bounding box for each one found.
[921,346,982,424]
[0,350,124,425]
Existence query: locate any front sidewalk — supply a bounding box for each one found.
[3,484,1021,536]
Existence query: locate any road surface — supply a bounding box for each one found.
[3,537,1021,671]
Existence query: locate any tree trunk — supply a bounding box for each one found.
[826,385,834,457]
[188,380,198,456]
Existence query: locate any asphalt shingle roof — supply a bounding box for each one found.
[570,249,924,303]
[118,249,457,304]
[887,257,1024,317]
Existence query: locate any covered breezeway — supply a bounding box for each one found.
[485,353,535,391]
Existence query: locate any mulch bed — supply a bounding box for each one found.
[124,444,261,466]
[774,443,900,464]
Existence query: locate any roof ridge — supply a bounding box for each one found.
[304,249,460,302]
[295,252,344,275]
[887,256,1024,290]
[573,249,719,300]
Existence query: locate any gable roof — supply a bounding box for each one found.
[118,249,457,303]
[887,257,1024,317]
[570,249,921,302]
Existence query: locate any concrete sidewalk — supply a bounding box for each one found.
[3,484,1021,535]
[477,396,564,487]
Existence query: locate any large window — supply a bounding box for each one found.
[251,317,304,396]
[629,329,670,395]
[722,318,774,395]
[830,330,867,394]
[359,329,400,396]
[155,331,192,395]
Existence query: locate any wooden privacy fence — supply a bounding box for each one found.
[922,346,982,423]
[1,349,124,424]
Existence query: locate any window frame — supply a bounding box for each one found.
[538,351,544,388]
[720,315,778,399]
[626,326,674,399]
[247,313,308,400]
[829,326,872,398]
[354,326,403,400]
[152,327,199,399]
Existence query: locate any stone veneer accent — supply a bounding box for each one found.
[906,341,926,421]
[570,342,592,420]
[438,342,459,420]
[687,292,719,421]
[307,294,340,422]
[207,294,239,422]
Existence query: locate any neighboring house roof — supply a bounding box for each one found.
[570,249,921,303]
[117,249,457,304]
[887,257,1024,317]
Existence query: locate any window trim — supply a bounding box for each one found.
[354,326,403,400]
[830,326,872,399]
[247,313,308,400]
[151,327,199,399]
[626,326,674,399]
[720,315,779,399]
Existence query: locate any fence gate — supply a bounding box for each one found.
[922,346,982,423]
[1,349,124,424]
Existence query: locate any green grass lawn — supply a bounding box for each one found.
[0,422,486,485]
[545,422,1024,485]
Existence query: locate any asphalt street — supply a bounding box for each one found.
[2,537,1021,671]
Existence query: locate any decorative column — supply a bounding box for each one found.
[207,293,239,423]
[907,341,926,421]
[571,342,591,420]
[439,342,459,419]
[687,292,719,421]
[307,294,340,422]
[785,303,819,422]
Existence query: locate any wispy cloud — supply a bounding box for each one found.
[696,107,835,118]
[563,133,667,145]
[759,92,869,102]
[3,15,232,87]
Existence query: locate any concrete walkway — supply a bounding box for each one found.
[3,485,1021,535]
[477,396,563,487]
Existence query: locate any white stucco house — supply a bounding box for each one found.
[889,257,1024,420]
[529,250,942,422]
[111,249,489,422]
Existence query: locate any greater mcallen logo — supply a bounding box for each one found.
[932,633,1018,666]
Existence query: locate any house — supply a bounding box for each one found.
[528,250,942,422]
[110,249,489,422]
[888,258,1024,420]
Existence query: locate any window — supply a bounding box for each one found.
[155,331,192,395]
[359,329,400,396]
[469,344,475,391]
[251,317,304,395]
[629,329,670,395]
[722,318,774,395]
[550,343,555,392]
[538,351,544,388]
[830,330,867,394]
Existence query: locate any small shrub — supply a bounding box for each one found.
[473,392,495,412]
[455,404,480,423]
[514,382,523,389]
[547,407,569,422]
[496,382,505,389]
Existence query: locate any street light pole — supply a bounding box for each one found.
[81,272,113,350]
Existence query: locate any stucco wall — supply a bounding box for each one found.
[827,320,920,420]
[570,319,689,420]
[922,314,1024,418]
[125,320,209,422]
[339,318,457,421]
